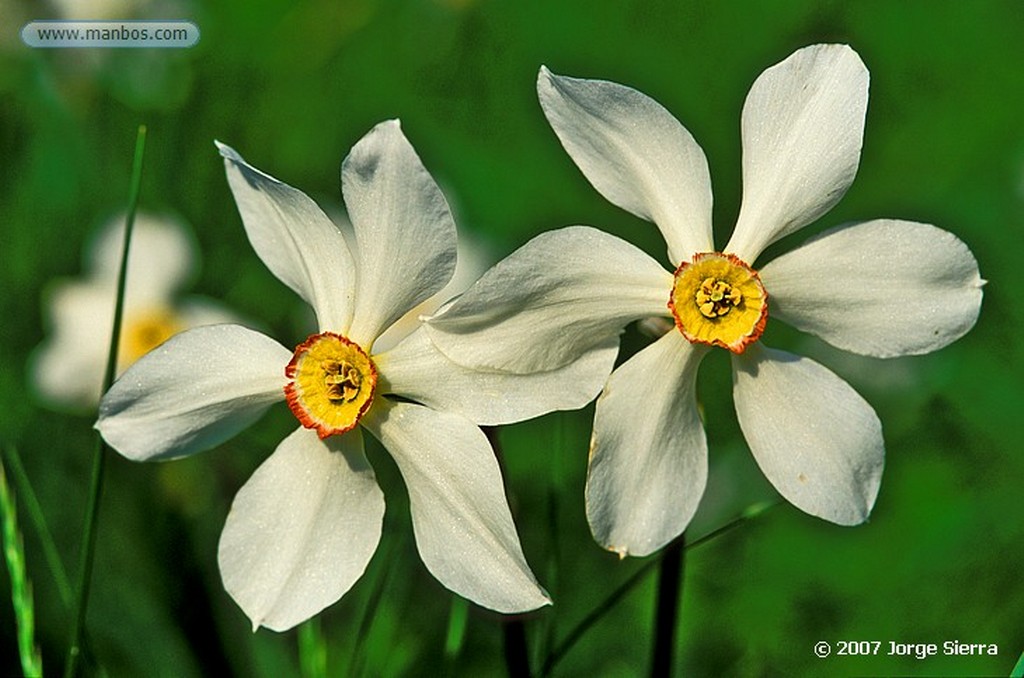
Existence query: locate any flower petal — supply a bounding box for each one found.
[732,344,884,525]
[425,226,672,373]
[586,332,708,557]
[96,325,290,461]
[362,400,549,613]
[376,327,617,425]
[760,219,984,358]
[726,44,869,262]
[372,230,491,354]
[90,213,196,303]
[218,427,384,631]
[538,66,713,264]
[342,120,457,348]
[218,142,356,333]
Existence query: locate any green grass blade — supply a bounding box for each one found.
[5,444,73,608]
[1010,648,1024,677]
[64,125,147,678]
[2,455,44,677]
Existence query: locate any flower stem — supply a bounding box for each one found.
[540,501,778,676]
[64,125,147,678]
[650,535,685,677]
[503,617,531,678]
[484,426,534,677]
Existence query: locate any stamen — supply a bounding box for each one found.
[285,332,377,438]
[668,252,768,353]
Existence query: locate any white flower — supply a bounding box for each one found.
[31,213,239,409]
[425,45,984,557]
[96,120,616,630]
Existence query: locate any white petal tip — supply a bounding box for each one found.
[215,140,239,160]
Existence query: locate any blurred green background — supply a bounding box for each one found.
[2,1,1023,676]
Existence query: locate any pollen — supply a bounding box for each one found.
[284,332,377,438]
[668,252,768,353]
[119,308,184,369]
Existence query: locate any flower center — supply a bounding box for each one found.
[118,308,183,369]
[284,332,377,438]
[668,252,768,353]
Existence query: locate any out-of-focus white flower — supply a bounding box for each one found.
[426,45,984,557]
[31,213,240,409]
[96,121,615,630]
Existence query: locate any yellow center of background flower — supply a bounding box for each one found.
[668,252,767,353]
[118,308,184,370]
[285,332,377,438]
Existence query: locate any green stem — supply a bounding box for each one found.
[503,617,531,678]
[540,501,777,676]
[484,426,534,677]
[64,125,147,678]
[297,616,327,678]
[650,535,684,677]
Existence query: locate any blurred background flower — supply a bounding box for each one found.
[29,213,245,410]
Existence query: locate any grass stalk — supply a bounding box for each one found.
[2,455,44,676]
[64,125,147,678]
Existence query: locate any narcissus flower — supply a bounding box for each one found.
[31,214,239,409]
[97,121,616,630]
[425,45,984,557]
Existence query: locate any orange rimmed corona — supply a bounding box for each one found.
[668,252,768,353]
[284,332,378,438]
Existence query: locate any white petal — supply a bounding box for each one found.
[727,44,869,262]
[538,67,713,264]
[376,327,617,425]
[89,213,196,304]
[96,325,290,461]
[587,332,708,557]
[362,400,549,613]
[218,142,356,333]
[218,427,384,632]
[732,344,883,525]
[372,230,491,353]
[760,220,984,358]
[425,226,672,373]
[343,120,457,348]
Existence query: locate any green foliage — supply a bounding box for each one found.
[2,1,1022,676]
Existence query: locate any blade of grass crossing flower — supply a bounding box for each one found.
[64,125,147,678]
[5,444,73,608]
[298,616,328,678]
[540,501,779,676]
[1,456,44,677]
